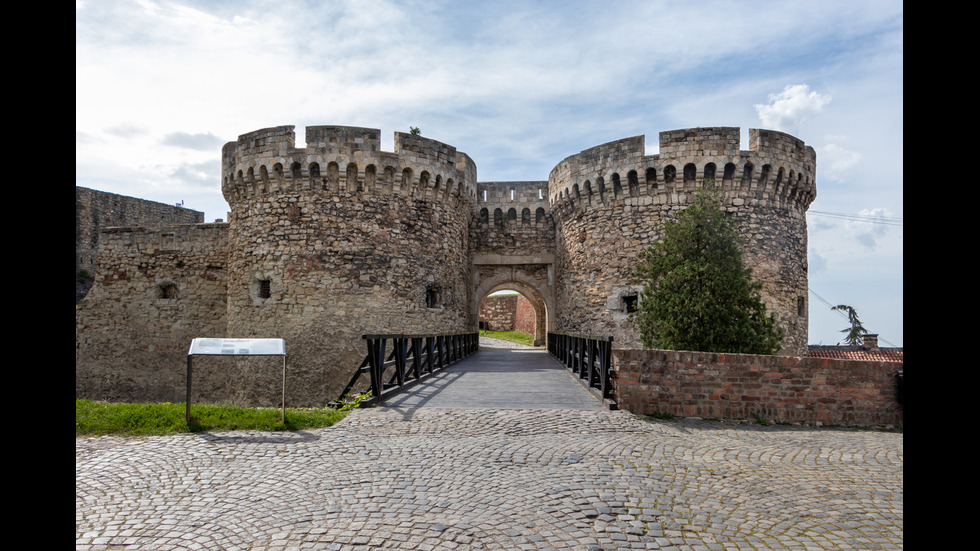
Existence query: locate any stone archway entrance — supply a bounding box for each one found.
[472,266,554,346]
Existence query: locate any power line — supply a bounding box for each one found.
[809,288,849,321]
[808,288,899,348]
[808,210,903,227]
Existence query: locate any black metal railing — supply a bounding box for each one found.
[337,332,479,406]
[548,332,614,400]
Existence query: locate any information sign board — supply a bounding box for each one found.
[188,338,286,356]
[185,338,287,422]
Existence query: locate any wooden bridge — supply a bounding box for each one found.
[337,332,614,410]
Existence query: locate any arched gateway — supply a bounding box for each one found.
[471,181,556,348]
[472,269,554,347]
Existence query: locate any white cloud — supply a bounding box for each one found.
[76,0,903,345]
[755,85,832,135]
[162,132,224,151]
[817,142,863,182]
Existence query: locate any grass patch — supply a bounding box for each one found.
[479,329,538,347]
[75,399,350,436]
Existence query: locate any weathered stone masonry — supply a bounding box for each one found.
[76,187,204,303]
[76,125,816,407]
[75,222,230,402]
[550,128,814,354]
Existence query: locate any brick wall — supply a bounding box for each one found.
[612,349,903,428]
[480,293,537,335]
[514,294,536,335]
[480,294,517,331]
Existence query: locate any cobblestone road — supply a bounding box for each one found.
[78,339,902,550]
[76,407,903,550]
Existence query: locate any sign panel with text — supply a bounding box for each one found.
[188,338,286,356]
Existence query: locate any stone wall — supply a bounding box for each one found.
[76,186,204,302]
[471,182,556,260]
[75,222,229,402]
[223,190,474,406]
[612,348,903,428]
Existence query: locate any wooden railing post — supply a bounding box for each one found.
[546,332,614,401]
[337,332,480,406]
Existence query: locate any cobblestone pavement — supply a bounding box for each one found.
[76,406,903,550]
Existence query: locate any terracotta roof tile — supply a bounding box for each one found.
[807,345,903,362]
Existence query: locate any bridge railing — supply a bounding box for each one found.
[547,332,614,401]
[337,332,479,406]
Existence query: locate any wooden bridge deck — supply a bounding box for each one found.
[377,338,606,410]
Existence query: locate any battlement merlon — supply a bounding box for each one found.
[305,125,381,153]
[221,125,478,205]
[476,181,551,212]
[224,125,468,170]
[657,127,815,165]
[547,127,816,207]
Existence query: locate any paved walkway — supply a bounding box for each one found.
[76,340,903,550]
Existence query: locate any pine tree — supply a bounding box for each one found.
[831,304,866,346]
[632,187,783,355]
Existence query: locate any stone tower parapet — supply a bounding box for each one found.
[549,128,815,212]
[221,125,477,208]
[549,127,815,355]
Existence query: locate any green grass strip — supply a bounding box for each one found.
[76,399,350,436]
[479,329,538,347]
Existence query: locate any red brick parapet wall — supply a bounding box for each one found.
[612,349,903,428]
[514,294,535,335]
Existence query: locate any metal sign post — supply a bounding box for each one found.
[186,338,287,423]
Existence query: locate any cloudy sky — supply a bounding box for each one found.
[76,0,903,347]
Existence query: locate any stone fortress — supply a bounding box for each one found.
[76,125,815,407]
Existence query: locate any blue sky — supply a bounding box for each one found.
[76,0,903,347]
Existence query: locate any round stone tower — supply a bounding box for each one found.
[221,125,477,406]
[548,128,815,356]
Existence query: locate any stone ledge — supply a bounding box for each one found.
[471,253,554,265]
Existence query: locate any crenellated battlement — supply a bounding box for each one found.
[474,181,553,226]
[548,127,816,218]
[221,125,478,209]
